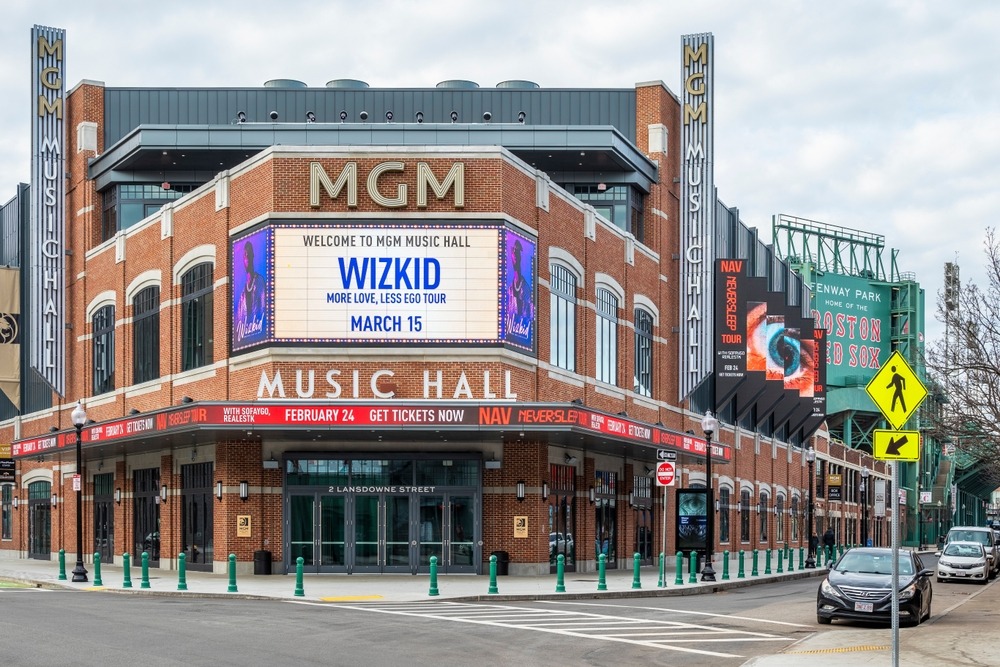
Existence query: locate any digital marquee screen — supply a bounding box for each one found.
[230,222,536,351]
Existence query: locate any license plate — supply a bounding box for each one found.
[854,602,874,613]
[956,572,968,577]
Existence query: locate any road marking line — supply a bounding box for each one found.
[541,600,814,628]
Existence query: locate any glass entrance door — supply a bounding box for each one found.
[354,494,413,573]
[93,473,114,564]
[289,493,347,573]
[28,480,52,560]
[418,494,476,574]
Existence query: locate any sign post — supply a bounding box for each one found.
[865,350,927,667]
[656,460,676,587]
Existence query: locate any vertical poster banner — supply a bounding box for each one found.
[0,268,21,409]
[714,259,747,409]
[735,276,769,420]
[29,25,66,396]
[676,488,709,555]
[679,32,715,400]
[231,228,272,351]
[503,230,536,351]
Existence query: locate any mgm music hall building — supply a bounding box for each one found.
[1,29,881,578]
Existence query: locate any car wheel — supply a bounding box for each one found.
[923,600,931,622]
[817,615,831,625]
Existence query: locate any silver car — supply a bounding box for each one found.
[943,526,1000,579]
[936,541,989,584]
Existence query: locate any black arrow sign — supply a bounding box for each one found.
[886,434,908,456]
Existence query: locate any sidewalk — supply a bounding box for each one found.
[0,551,822,602]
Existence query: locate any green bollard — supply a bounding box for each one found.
[764,548,772,575]
[177,552,188,591]
[556,553,566,593]
[141,551,151,589]
[58,549,67,581]
[597,553,608,591]
[738,549,746,578]
[657,552,665,588]
[428,555,440,596]
[777,550,784,574]
[751,549,759,576]
[675,552,684,585]
[488,554,499,594]
[93,552,103,587]
[122,553,132,588]
[228,554,238,593]
[789,547,796,571]
[722,550,730,580]
[688,551,697,584]
[799,546,805,571]
[784,542,790,562]
[294,556,305,597]
[632,552,642,589]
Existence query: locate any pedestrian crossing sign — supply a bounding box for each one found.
[865,350,927,430]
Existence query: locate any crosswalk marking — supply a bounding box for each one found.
[288,599,795,659]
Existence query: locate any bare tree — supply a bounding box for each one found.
[925,228,1000,471]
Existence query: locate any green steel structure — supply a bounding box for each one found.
[773,214,953,548]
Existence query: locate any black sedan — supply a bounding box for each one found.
[817,547,933,626]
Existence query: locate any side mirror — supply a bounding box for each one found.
[918,568,935,578]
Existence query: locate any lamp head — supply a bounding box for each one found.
[385,110,393,122]
[305,111,316,123]
[71,401,87,427]
[700,410,718,436]
[268,110,278,121]
[517,110,526,123]
[482,111,492,122]
[861,466,870,479]
[236,111,247,123]
[806,446,816,463]
[359,110,369,121]
[339,109,348,122]
[449,110,458,123]
[415,111,424,123]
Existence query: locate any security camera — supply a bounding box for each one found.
[359,110,369,121]
[339,110,348,122]
[236,111,247,124]
[305,111,316,123]
[517,110,526,124]
[385,110,393,122]
[482,111,492,122]
[450,110,458,123]
[268,110,278,121]
[415,111,424,123]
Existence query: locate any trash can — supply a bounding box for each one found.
[490,550,509,576]
[253,550,272,575]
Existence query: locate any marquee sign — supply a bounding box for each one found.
[13,402,731,463]
[231,222,535,352]
[29,25,66,395]
[678,32,716,400]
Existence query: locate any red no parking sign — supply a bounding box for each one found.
[655,461,676,487]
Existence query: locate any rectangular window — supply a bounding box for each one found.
[549,265,576,372]
[133,286,160,384]
[634,308,653,397]
[791,497,800,541]
[92,305,115,395]
[596,288,618,386]
[181,263,214,371]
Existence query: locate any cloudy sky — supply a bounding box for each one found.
[2,1,998,345]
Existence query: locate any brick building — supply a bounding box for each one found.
[0,29,887,578]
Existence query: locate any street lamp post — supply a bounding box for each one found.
[700,410,718,582]
[805,447,816,568]
[860,467,869,547]
[71,401,88,582]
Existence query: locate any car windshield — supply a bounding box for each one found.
[949,530,992,546]
[944,543,984,558]
[837,552,912,575]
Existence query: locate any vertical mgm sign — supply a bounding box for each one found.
[679,33,715,400]
[30,26,66,396]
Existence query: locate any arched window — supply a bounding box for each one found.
[718,487,731,544]
[790,496,800,541]
[181,263,214,371]
[776,495,786,543]
[549,264,576,372]
[92,305,115,395]
[759,492,770,542]
[595,287,618,386]
[740,489,751,542]
[634,308,653,397]
[133,286,160,384]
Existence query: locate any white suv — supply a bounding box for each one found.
[942,526,1000,579]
